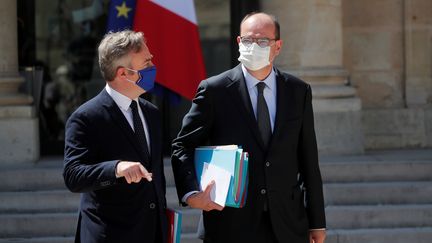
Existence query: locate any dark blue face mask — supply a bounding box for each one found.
[126,66,157,91]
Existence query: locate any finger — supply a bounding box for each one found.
[204,181,215,195]
[138,165,152,181]
[144,173,153,182]
[130,171,139,183]
[125,173,132,184]
[138,164,149,175]
[132,172,141,183]
[209,202,224,211]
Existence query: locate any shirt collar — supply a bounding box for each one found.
[105,84,138,111]
[241,64,276,93]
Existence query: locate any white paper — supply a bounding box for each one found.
[200,162,231,207]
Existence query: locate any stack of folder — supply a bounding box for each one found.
[194,145,249,208]
[166,208,182,243]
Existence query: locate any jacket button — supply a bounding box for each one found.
[260,189,266,195]
[265,162,270,167]
[149,203,156,209]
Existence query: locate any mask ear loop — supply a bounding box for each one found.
[124,67,142,83]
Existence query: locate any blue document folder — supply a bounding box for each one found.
[195,145,249,208]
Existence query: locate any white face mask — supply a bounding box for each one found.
[238,42,271,71]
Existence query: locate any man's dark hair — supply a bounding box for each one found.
[240,12,280,40]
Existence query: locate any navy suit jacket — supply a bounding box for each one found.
[64,89,167,243]
[172,65,326,243]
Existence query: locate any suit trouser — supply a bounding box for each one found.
[255,211,279,243]
[203,211,278,243]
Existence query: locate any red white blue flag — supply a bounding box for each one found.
[107,0,206,100]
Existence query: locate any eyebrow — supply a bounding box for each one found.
[142,56,152,66]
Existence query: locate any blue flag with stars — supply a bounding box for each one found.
[106,0,137,32]
[105,0,181,104]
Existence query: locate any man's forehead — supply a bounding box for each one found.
[241,15,275,35]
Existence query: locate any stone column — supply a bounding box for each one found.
[0,0,39,164]
[262,0,364,154]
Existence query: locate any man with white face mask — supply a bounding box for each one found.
[172,12,326,243]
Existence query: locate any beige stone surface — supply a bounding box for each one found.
[0,106,35,118]
[315,110,364,154]
[362,108,430,149]
[345,32,394,71]
[195,0,230,39]
[264,0,343,69]
[343,0,405,109]
[0,0,39,165]
[350,71,404,108]
[405,0,432,107]
[405,0,432,25]
[425,108,432,147]
[342,0,403,28]
[313,97,361,113]
[0,0,18,75]
[0,118,39,164]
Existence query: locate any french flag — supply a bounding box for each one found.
[107,0,206,100]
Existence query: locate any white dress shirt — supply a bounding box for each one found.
[241,64,277,131]
[105,84,151,153]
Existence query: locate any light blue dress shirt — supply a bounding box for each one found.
[241,64,277,131]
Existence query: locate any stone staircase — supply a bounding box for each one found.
[321,149,432,243]
[0,150,431,243]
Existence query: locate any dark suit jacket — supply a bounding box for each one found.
[64,89,167,243]
[172,65,326,243]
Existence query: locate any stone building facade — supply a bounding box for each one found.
[0,0,431,164]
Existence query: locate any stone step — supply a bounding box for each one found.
[0,209,201,238]
[166,186,182,208]
[0,164,175,191]
[325,227,432,243]
[0,234,202,243]
[164,164,175,187]
[1,158,430,192]
[326,204,432,229]
[0,190,80,213]
[324,181,432,205]
[0,213,77,238]
[5,200,431,237]
[0,188,181,213]
[320,160,432,183]
[0,237,74,243]
[0,167,65,192]
[3,188,432,233]
[1,227,431,243]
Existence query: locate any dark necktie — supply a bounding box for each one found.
[256,82,272,146]
[130,100,150,161]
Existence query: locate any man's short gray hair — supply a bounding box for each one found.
[98,30,145,81]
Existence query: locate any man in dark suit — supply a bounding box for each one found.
[64,30,167,243]
[172,12,326,243]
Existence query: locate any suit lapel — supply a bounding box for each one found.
[99,90,149,161]
[226,65,266,150]
[268,69,294,149]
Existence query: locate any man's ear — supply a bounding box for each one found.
[275,39,283,56]
[236,36,241,44]
[115,67,127,80]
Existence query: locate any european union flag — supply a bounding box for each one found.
[105,0,181,104]
[106,0,137,32]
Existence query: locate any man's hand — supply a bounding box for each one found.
[186,181,224,211]
[309,229,326,243]
[116,161,152,184]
